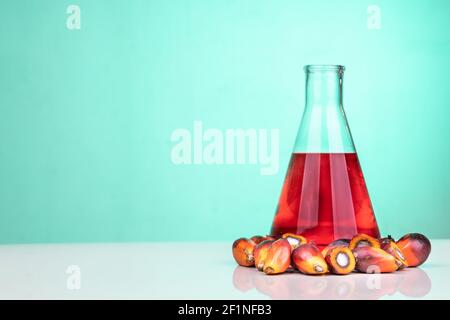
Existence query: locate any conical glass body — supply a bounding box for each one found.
[270,65,380,246]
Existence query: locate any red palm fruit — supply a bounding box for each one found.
[396,233,431,267]
[349,233,380,250]
[353,246,399,273]
[281,233,307,250]
[232,238,256,267]
[291,243,328,275]
[263,239,292,275]
[380,235,408,269]
[254,239,274,271]
[325,247,356,275]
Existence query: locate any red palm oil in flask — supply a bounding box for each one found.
[270,65,380,246]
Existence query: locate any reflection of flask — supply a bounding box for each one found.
[271,65,380,246]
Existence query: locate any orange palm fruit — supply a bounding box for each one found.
[321,239,350,257]
[232,238,256,267]
[263,238,292,275]
[380,236,408,269]
[325,247,356,275]
[250,235,274,244]
[254,239,274,271]
[396,233,431,267]
[291,243,328,275]
[349,233,380,250]
[353,246,399,273]
[281,233,307,250]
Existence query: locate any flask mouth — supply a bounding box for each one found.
[304,65,345,73]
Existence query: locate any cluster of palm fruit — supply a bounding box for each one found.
[232,233,431,275]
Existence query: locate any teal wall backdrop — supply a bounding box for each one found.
[1,0,449,243]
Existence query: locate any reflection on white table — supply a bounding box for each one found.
[0,241,448,299]
[233,265,431,299]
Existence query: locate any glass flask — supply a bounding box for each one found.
[270,65,380,246]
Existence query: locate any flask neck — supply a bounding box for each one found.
[305,70,343,108]
[293,65,355,153]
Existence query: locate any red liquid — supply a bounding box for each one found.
[271,153,380,246]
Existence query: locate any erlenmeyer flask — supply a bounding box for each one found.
[270,65,380,246]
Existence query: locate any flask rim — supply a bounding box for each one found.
[304,65,345,73]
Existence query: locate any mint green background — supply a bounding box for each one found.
[0,0,449,243]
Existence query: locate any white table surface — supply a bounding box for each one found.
[0,240,447,300]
